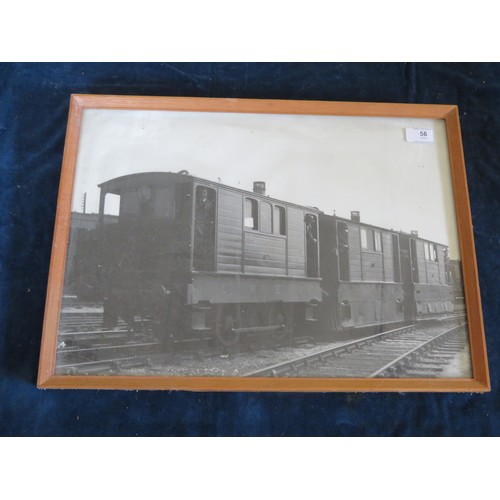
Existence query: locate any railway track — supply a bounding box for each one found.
[56,301,315,374]
[59,312,145,333]
[56,302,469,377]
[56,332,162,370]
[55,328,309,375]
[57,308,160,371]
[244,320,469,378]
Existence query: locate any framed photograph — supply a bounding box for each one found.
[38,95,489,391]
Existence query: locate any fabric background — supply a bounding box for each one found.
[0,62,498,436]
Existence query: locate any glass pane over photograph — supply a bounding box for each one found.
[56,110,471,379]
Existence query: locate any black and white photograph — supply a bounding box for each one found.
[54,105,472,380]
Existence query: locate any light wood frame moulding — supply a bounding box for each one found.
[37,95,490,392]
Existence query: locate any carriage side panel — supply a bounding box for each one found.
[347,222,362,281]
[382,232,394,282]
[425,261,441,284]
[217,188,243,273]
[361,252,384,281]
[244,232,287,275]
[287,207,306,277]
[415,239,427,284]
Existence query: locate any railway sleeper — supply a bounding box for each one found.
[441,342,468,348]
[411,360,448,369]
[424,353,460,359]
[271,367,292,377]
[408,363,444,373]
[67,363,114,375]
[112,358,152,370]
[402,368,444,377]
[319,352,334,361]
[383,367,401,377]
[433,347,463,353]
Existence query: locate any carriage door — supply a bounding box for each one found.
[410,238,419,284]
[305,213,319,277]
[392,234,401,283]
[398,234,414,321]
[337,221,350,281]
[193,185,216,271]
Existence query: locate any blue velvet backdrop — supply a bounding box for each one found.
[0,63,498,436]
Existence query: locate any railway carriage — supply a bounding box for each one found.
[93,171,322,345]
[317,211,454,334]
[318,212,406,332]
[75,170,456,347]
[408,233,454,319]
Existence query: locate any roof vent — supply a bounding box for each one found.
[253,181,266,195]
[411,230,419,237]
[350,211,360,222]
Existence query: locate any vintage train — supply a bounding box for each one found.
[72,171,455,346]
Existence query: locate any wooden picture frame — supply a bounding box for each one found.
[38,95,489,392]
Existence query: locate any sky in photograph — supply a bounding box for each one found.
[72,109,460,258]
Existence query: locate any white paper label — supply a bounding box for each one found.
[405,128,434,143]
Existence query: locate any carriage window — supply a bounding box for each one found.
[120,190,140,216]
[154,187,176,219]
[424,242,438,262]
[118,186,176,220]
[244,198,258,230]
[274,206,286,235]
[374,231,382,252]
[360,228,368,249]
[260,202,272,234]
[102,193,120,224]
[431,244,437,262]
[361,227,374,251]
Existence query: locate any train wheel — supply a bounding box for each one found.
[215,305,240,347]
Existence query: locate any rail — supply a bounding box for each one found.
[369,323,465,378]
[244,319,465,378]
[244,324,415,377]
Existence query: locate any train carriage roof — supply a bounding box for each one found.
[98,171,320,213]
[98,171,192,192]
[323,213,449,248]
[99,171,444,246]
